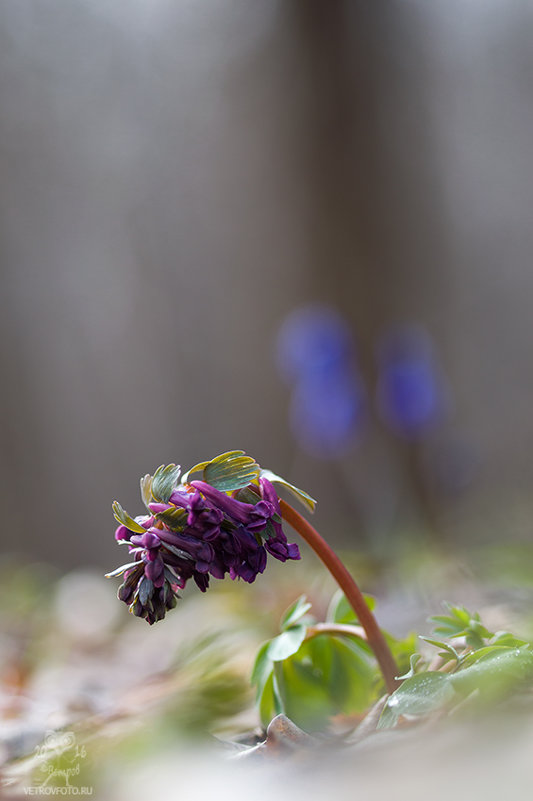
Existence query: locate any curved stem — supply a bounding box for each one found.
[305,622,367,642]
[279,499,399,693]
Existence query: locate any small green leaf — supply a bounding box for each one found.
[267,625,307,662]
[112,501,146,534]
[280,596,313,631]
[257,672,281,727]
[429,603,493,647]
[161,542,195,561]
[138,577,153,606]
[327,589,376,625]
[420,637,460,663]
[105,561,139,579]
[233,486,262,505]
[259,469,316,512]
[183,451,260,492]
[451,646,533,698]
[251,641,273,696]
[151,464,181,503]
[154,506,188,532]
[491,631,530,648]
[181,461,210,484]
[395,653,422,680]
[140,474,153,508]
[379,672,456,729]
[204,451,260,491]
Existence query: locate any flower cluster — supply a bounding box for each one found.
[108,466,300,625]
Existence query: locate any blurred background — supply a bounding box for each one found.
[2,0,533,569]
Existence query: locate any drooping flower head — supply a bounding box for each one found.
[106,452,315,624]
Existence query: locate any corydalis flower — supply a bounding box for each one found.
[107,452,315,624]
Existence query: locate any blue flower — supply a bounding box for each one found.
[276,305,366,457]
[376,325,447,437]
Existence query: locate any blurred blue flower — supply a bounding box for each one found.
[276,306,353,382]
[376,325,447,438]
[289,368,365,458]
[277,306,365,458]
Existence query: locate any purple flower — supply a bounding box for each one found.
[107,460,301,624]
[190,481,276,534]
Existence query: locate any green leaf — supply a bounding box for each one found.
[257,672,277,727]
[273,641,336,731]
[419,637,460,663]
[280,596,313,631]
[161,541,195,562]
[429,603,493,646]
[327,636,375,712]
[183,451,260,492]
[267,625,307,662]
[154,506,188,532]
[151,464,181,503]
[450,646,533,699]
[395,653,422,680]
[138,577,153,606]
[251,641,273,698]
[327,589,376,625]
[112,501,146,534]
[379,673,456,729]
[259,469,316,512]
[272,634,377,731]
[204,451,260,491]
[181,461,210,484]
[386,631,419,681]
[491,631,530,648]
[140,474,153,509]
[233,486,262,505]
[104,561,139,578]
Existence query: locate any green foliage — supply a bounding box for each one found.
[252,594,413,732]
[140,473,153,509]
[112,501,146,534]
[182,451,260,491]
[378,605,533,729]
[429,602,492,649]
[280,595,313,630]
[179,451,315,507]
[379,672,456,729]
[386,630,419,680]
[151,464,182,503]
[327,590,375,625]
[153,506,188,532]
[450,646,533,698]
[253,595,533,736]
[104,561,139,578]
[265,625,308,662]
[259,469,317,512]
[418,637,461,665]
